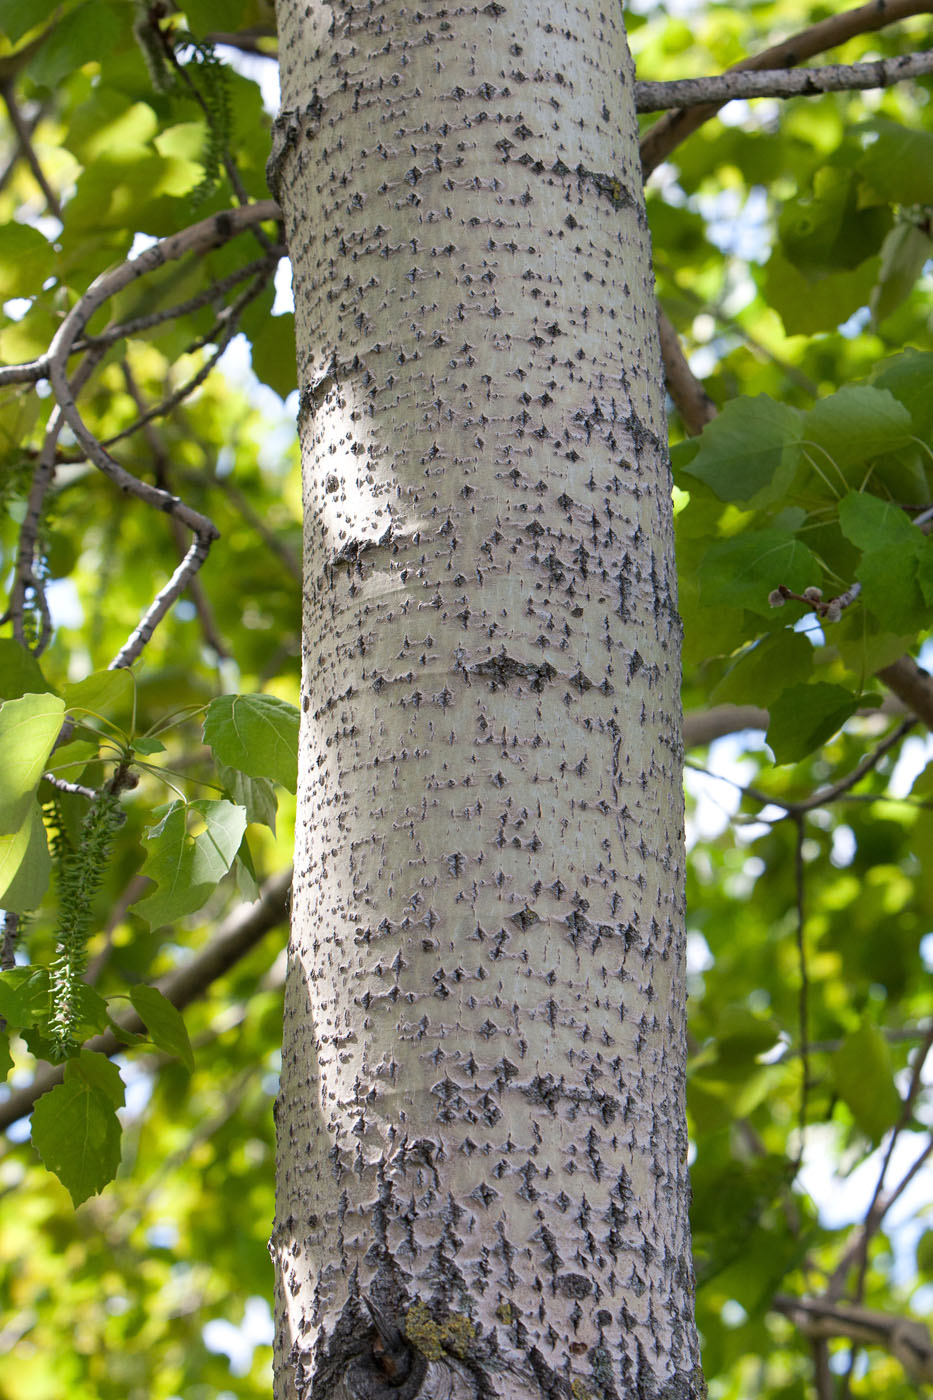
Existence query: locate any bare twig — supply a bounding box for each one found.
[120,360,229,658]
[0,865,293,1134]
[792,815,810,1170]
[635,50,933,112]
[102,263,276,450]
[640,0,933,176]
[0,79,61,219]
[38,203,279,666]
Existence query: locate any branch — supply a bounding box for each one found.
[876,654,933,730]
[635,50,933,112]
[657,307,717,436]
[0,865,292,1134]
[640,0,933,175]
[771,1295,933,1386]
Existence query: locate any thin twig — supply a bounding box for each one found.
[0,78,61,219]
[39,203,278,666]
[792,814,809,1171]
[120,360,229,658]
[102,264,276,450]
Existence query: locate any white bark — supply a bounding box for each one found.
[270,5,700,1400]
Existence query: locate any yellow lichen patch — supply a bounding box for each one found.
[571,1379,591,1400]
[495,1301,513,1325]
[405,1301,477,1361]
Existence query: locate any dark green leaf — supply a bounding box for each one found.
[683,396,801,505]
[857,119,933,206]
[0,639,55,702]
[31,1075,123,1206]
[766,683,859,765]
[128,985,194,1073]
[66,1049,125,1108]
[712,629,814,707]
[699,532,820,615]
[804,387,913,468]
[0,965,50,1028]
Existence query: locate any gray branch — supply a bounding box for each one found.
[635,50,933,112]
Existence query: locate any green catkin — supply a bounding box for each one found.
[48,786,124,1059]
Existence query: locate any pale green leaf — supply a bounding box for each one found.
[832,1021,902,1142]
[0,692,66,830]
[0,801,51,913]
[203,694,300,792]
[131,799,248,929]
[63,669,135,728]
[0,223,55,299]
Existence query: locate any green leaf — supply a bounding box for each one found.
[838,491,920,552]
[31,1075,123,1206]
[26,2,125,90]
[0,692,66,830]
[872,350,933,440]
[838,492,925,631]
[0,639,55,702]
[804,387,914,468]
[131,799,248,929]
[857,119,933,206]
[682,395,801,505]
[0,1031,12,1081]
[0,0,63,43]
[0,800,51,913]
[203,694,300,792]
[66,1049,125,1108]
[247,311,297,400]
[712,629,814,707]
[218,761,278,832]
[778,165,891,276]
[0,965,50,1029]
[871,222,933,326]
[763,249,880,337]
[766,683,859,765]
[63,669,134,729]
[129,984,194,1072]
[132,736,166,756]
[0,223,56,299]
[699,532,820,615]
[831,1021,902,1142]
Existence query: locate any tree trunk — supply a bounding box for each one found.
[269,4,701,1399]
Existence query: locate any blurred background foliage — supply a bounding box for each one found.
[0,1,931,1397]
